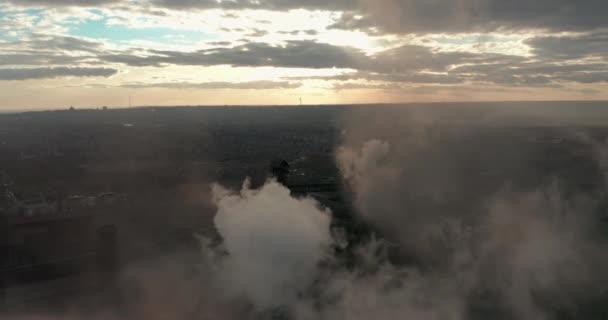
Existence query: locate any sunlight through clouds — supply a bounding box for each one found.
[1,0,607,109]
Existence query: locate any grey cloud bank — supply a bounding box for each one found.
[345,0,608,34]
[0,67,117,80]
[8,0,607,35]
[3,31,608,88]
[118,80,301,90]
[2,0,608,95]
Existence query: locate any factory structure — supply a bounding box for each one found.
[0,173,120,314]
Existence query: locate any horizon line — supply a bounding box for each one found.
[1,99,607,115]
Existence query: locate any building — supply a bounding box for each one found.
[270,159,290,185]
[0,178,119,314]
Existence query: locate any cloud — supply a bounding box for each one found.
[149,0,353,11]
[118,80,302,90]
[331,82,405,91]
[102,40,368,69]
[334,109,608,319]
[0,53,88,66]
[337,0,608,35]
[211,179,332,310]
[0,34,105,66]
[286,44,608,87]
[289,70,465,85]
[0,13,605,95]
[2,34,103,53]
[359,44,485,73]
[0,67,117,80]
[5,0,120,6]
[526,31,608,60]
[453,60,608,86]
[100,41,519,82]
[202,178,470,319]
[5,32,606,89]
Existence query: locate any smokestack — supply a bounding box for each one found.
[270,159,290,186]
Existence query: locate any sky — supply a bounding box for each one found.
[1,0,607,110]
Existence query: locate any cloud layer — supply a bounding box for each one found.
[1,0,607,107]
[343,0,608,34]
[0,66,117,80]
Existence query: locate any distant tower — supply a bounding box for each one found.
[299,97,302,106]
[270,159,290,186]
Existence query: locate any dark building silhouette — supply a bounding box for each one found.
[0,178,120,313]
[270,159,290,185]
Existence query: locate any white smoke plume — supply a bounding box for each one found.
[198,106,608,320]
[201,177,471,320]
[210,179,333,311]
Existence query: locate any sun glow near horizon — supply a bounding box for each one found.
[1,1,608,109]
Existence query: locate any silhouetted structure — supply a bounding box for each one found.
[270,159,290,185]
[0,178,120,313]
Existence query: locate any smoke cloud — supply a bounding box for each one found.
[335,108,608,320]
[7,108,608,320]
[210,179,333,311]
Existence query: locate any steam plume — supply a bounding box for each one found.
[211,179,333,311]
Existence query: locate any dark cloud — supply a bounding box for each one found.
[3,34,103,54]
[6,0,120,6]
[119,80,301,89]
[453,60,608,85]
[560,72,608,84]
[100,52,165,67]
[28,35,103,52]
[328,12,376,33]
[101,39,608,87]
[335,0,608,34]
[246,29,269,37]
[279,30,319,36]
[102,41,519,75]
[2,32,606,89]
[527,31,608,60]
[0,34,106,67]
[0,67,117,80]
[9,0,607,38]
[206,41,233,46]
[362,45,524,73]
[101,40,368,69]
[471,73,556,87]
[0,53,86,66]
